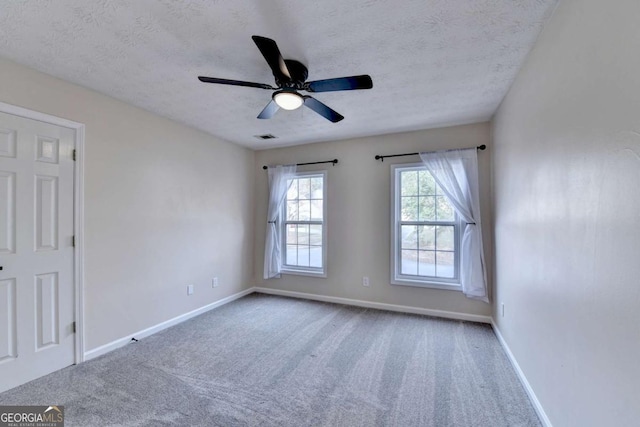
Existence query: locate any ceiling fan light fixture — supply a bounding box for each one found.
[273,90,303,110]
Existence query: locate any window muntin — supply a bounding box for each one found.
[282,172,326,276]
[392,165,461,289]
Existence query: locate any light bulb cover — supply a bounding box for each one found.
[273,90,304,110]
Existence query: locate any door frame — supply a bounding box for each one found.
[0,101,85,364]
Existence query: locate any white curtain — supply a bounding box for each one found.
[419,149,488,302]
[263,164,297,279]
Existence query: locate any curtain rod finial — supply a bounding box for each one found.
[478,145,486,150]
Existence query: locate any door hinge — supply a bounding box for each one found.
[72,149,77,161]
[72,322,76,333]
[72,236,75,247]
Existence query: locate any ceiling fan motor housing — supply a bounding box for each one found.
[280,60,308,88]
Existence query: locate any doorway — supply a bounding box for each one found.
[0,103,84,393]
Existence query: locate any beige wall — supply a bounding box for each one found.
[492,0,640,425]
[254,123,492,318]
[0,58,255,352]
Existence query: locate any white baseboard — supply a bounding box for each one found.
[492,321,552,427]
[253,287,492,324]
[84,287,254,361]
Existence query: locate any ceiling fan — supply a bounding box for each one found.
[198,35,373,123]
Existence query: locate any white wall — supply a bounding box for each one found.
[492,0,640,425]
[254,123,492,318]
[0,58,255,352]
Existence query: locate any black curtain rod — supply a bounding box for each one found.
[374,144,486,162]
[262,159,338,170]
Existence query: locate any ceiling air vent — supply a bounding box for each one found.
[255,134,277,140]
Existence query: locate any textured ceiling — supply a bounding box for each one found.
[0,0,557,149]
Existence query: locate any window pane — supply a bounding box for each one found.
[286,245,297,265]
[298,224,310,244]
[418,250,436,276]
[401,225,417,249]
[401,250,418,275]
[436,226,454,251]
[286,201,298,221]
[310,200,323,221]
[310,246,322,268]
[297,246,310,267]
[418,196,436,221]
[401,171,418,196]
[298,178,311,200]
[401,196,418,221]
[309,225,322,245]
[436,196,455,221]
[287,179,298,200]
[436,251,455,278]
[298,200,311,221]
[310,177,323,198]
[418,171,436,195]
[418,225,435,250]
[286,224,298,244]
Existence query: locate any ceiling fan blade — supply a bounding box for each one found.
[303,96,344,123]
[198,76,275,90]
[257,100,280,119]
[251,35,291,81]
[305,75,373,92]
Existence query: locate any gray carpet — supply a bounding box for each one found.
[0,294,540,426]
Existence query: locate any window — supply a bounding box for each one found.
[282,171,327,277]
[391,164,461,289]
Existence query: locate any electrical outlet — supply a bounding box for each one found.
[187,284,194,295]
[212,277,219,288]
[501,303,505,317]
[362,276,370,287]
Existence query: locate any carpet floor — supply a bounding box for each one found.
[0,294,540,426]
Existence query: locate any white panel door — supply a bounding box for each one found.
[0,111,75,393]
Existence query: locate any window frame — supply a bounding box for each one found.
[281,170,328,278]
[390,163,462,290]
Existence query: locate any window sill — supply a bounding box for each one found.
[391,278,461,291]
[282,268,327,279]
